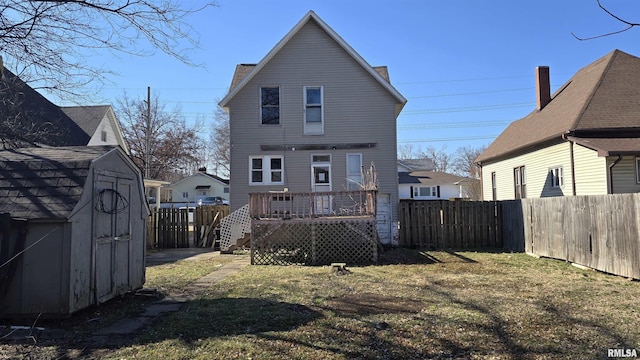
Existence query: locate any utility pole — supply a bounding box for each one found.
[145,86,151,179]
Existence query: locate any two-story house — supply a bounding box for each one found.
[219,11,406,233]
[477,50,640,200]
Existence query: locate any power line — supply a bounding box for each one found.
[401,102,534,115]
[398,135,497,143]
[398,120,511,130]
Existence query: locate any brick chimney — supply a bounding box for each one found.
[536,66,551,111]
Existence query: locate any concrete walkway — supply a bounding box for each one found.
[88,249,250,343]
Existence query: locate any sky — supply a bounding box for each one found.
[51,0,640,155]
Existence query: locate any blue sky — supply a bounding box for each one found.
[54,0,640,154]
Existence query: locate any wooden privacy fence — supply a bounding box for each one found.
[194,205,230,248]
[147,207,189,249]
[504,194,640,279]
[398,200,502,249]
[147,205,230,249]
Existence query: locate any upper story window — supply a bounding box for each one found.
[260,87,280,125]
[549,166,564,188]
[250,155,284,185]
[636,157,640,184]
[101,130,107,142]
[514,166,526,199]
[304,86,323,135]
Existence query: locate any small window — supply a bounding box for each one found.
[101,130,107,142]
[260,87,280,125]
[250,155,284,185]
[514,166,526,199]
[346,153,362,190]
[549,166,563,188]
[182,192,189,199]
[304,86,323,134]
[636,157,640,184]
[224,186,230,193]
[491,172,497,200]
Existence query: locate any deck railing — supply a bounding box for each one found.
[249,190,377,219]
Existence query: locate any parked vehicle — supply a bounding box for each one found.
[197,196,228,206]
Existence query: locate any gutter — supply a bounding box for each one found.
[608,155,623,194]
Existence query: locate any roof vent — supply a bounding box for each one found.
[536,66,551,111]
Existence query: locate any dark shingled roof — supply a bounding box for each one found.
[0,146,115,220]
[61,105,111,137]
[0,68,91,146]
[477,49,640,163]
[398,171,475,186]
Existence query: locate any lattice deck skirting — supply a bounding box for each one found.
[251,217,378,265]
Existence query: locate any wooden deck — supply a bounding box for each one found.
[249,190,378,265]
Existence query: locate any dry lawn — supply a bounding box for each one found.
[2,249,639,359]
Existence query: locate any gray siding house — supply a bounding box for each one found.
[477,50,640,200]
[219,11,406,230]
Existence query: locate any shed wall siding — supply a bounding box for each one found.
[572,144,608,195]
[609,155,640,194]
[481,142,574,200]
[228,19,399,221]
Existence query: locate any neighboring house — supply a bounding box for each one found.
[61,105,129,153]
[219,11,406,224]
[399,171,478,200]
[397,158,436,172]
[0,67,127,151]
[476,49,640,200]
[170,169,230,205]
[0,146,148,317]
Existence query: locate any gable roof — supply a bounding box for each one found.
[399,171,475,186]
[219,10,406,116]
[0,68,90,147]
[61,105,130,153]
[477,49,640,163]
[170,171,230,188]
[398,159,436,172]
[0,146,117,219]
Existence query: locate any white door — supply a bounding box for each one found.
[312,163,331,215]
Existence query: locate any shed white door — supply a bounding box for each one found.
[94,175,133,303]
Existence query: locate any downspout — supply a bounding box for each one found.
[608,155,623,194]
[562,133,577,196]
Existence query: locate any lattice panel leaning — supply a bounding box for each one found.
[219,204,251,251]
[251,218,378,265]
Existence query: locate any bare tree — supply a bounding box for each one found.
[419,145,452,172]
[0,0,216,98]
[452,146,485,179]
[572,0,639,40]
[116,92,206,181]
[397,144,421,160]
[208,105,230,178]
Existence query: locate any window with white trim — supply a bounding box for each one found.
[260,87,280,125]
[304,86,323,134]
[514,166,526,199]
[549,166,564,188]
[414,186,438,198]
[346,153,362,190]
[250,155,284,185]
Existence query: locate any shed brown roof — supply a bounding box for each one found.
[477,50,640,163]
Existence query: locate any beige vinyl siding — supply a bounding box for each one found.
[572,144,608,195]
[481,142,574,200]
[609,155,640,193]
[228,20,399,220]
